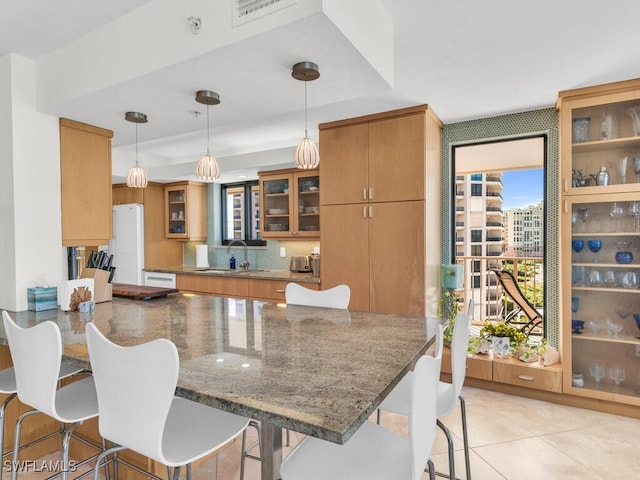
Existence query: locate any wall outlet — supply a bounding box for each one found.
[279,246,286,258]
[313,246,320,255]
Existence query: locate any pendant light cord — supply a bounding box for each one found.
[135,122,139,167]
[304,80,309,138]
[206,105,211,156]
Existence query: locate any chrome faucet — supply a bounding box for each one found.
[227,239,250,270]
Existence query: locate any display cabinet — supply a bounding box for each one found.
[558,78,640,406]
[165,181,207,240]
[259,169,319,238]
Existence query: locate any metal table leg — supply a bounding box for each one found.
[259,422,283,480]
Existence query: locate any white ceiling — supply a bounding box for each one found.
[2,0,640,184]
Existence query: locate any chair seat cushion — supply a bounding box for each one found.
[161,397,249,466]
[281,421,410,480]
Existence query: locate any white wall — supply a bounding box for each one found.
[0,54,62,311]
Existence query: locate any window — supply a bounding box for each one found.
[473,275,481,288]
[221,182,266,246]
[471,245,482,256]
[471,230,482,242]
[471,184,483,196]
[470,173,483,181]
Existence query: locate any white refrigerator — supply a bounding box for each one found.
[109,203,144,285]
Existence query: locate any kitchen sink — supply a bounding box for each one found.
[194,267,231,272]
[234,269,268,274]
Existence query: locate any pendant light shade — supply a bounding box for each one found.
[292,61,320,169]
[124,111,148,188]
[195,90,221,180]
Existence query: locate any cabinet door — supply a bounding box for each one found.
[319,123,369,205]
[563,194,640,406]
[369,201,425,316]
[60,119,113,246]
[320,204,370,311]
[369,113,425,203]
[260,173,294,237]
[166,186,188,239]
[293,172,320,237]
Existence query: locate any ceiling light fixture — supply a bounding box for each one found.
[125,111,148,188]
[195,90,221,180]
[292,61,320,169]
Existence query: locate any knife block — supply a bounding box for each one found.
[81,268,112,303]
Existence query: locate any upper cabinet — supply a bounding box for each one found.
[557,78,640,196]
[259,169,319,239]
[558,78,640,407]
[320,110,431,206]
[60,118,113,247]
[165,181,207,240]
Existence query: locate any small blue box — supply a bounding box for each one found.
[27,287,58,312]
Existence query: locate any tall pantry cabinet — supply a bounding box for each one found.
[319,105,442,316]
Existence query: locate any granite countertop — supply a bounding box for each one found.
[1,294,437,445]
[145,265,320,284]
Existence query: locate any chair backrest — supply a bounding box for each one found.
[491,269,541,323]
[409,329,442,480]
[2,310,61,418]
[285,283,350,309]
[450,310,472,399]
[85,322,179,464]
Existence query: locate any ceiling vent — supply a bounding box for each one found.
[233,0,297,26]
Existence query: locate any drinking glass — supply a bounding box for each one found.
[603,270,617,287]
[606,318,624,338]
[621,271,638,289]
[571,296,579,318]
[587,269,601,286]
[587,320,602,335]
[617,156,628,184]
[578,207,590,223]
[634,156,640,182]
[609,365,626,392]
[628,201,640,232]
[609,202,624,231]
[589,362,605,388]
[587,240,602,262]
[571,240,584,262]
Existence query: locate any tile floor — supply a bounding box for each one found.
[20,386,640,480]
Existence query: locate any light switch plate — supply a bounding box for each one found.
[313,246,320,254]
[280,247,286,258]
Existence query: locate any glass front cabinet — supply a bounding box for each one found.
[258,169,319,239]
[558,78,640,406]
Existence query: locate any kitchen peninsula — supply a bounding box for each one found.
[1,293,438,480]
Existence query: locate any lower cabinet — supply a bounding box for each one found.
[176,274,318,301]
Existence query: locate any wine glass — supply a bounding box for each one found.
[628,201,640,232]
[609,365,626,392]
[587,240,602,263]
[606,318,624,338]
[634,156,640,182]
[609,202,624,230]
[617,156,628,184]
[589,362,605,388]
[571,240,584,262]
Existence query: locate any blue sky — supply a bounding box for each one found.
[502,169,544,210]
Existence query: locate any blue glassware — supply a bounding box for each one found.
[615,251,633,264]
[571,240,584,262]
[571,319,584,333]
[633,314,640,338]
[587,240,602,262]
[571,296,579,315]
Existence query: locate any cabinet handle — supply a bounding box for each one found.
[369,188,373,200]
[368,206,373,218]
[564,178,569,193]
[517,375,535,381]
[363,188,367,200]
[275,289,285,293]
[363,207,367,218]
[564,200,568,214]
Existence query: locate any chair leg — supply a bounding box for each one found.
[11,410,40,480]
[459,395,471,480]
[60,422,81,480]
[425,458,435,480]
[285,428,290,447]
[240,420,261,480]
[0,393,17,480]
[437,419,456,480]
[93,445,126,480]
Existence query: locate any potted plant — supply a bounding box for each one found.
[438,289,460,346]
[478,320,547,362]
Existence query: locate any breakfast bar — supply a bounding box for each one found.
[1,293,438,480]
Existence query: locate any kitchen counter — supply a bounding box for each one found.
[144,265,320,284]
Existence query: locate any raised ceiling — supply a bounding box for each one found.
[2,0,640,183]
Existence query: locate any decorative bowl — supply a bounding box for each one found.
[571,319,584,334]
[615,251,633,264]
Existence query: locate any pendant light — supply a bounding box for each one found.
[292,61,320,169]
[125,111,148,188]
[195,90,221,180]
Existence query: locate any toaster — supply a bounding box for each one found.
[290,255,312,272]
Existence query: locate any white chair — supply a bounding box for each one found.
[2,311,102,480]
[280,327,443,480]
[86,322,251,480]
[284,283,351,309]
[378,307,473,480]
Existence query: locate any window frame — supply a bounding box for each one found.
[221,181,267,247]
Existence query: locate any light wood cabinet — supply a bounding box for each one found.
[557,78,640,407]
[165,181,207,240]
[319,105,442,316]
[259,169,319,238]
[60,118,113,246]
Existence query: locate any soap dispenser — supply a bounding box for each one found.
[230,254,236,270]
